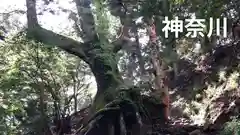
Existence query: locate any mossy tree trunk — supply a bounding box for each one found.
[87,48,123,110]
[26,0,124,113]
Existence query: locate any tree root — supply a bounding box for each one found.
[73,86,168,135]
[74,98,144,135]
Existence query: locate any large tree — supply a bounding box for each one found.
[25,0,156,134]
[26,0,122,109]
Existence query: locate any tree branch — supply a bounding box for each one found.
[25,0,91,62]
[74,0,97,42]
[0,10,25,15]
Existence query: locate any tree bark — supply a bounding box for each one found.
[146,17,170,120]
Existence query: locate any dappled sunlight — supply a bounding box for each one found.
[170,69,240,127]
[225,71,239,90]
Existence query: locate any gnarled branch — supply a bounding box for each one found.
[26,0,92,62]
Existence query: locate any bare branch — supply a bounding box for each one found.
[0,10,25,17]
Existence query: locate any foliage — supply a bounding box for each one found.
[0,34,92,134]
[221,118,240,135]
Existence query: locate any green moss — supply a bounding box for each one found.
[94,94,107,111]
[221,118,240,135]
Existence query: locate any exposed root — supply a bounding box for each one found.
[74,98,144,135]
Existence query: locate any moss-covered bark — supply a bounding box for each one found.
[87,47,124,111]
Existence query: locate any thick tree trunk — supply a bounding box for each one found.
[88,51,123,110]
[25,0,125,115]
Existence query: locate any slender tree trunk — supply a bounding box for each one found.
[74,85,78,113]
[127,54,135,82]
[132,24,146,75]
[73,75,78,113]
[38,83,48,134]
[149,41,170,120]
[147,17,170,120]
